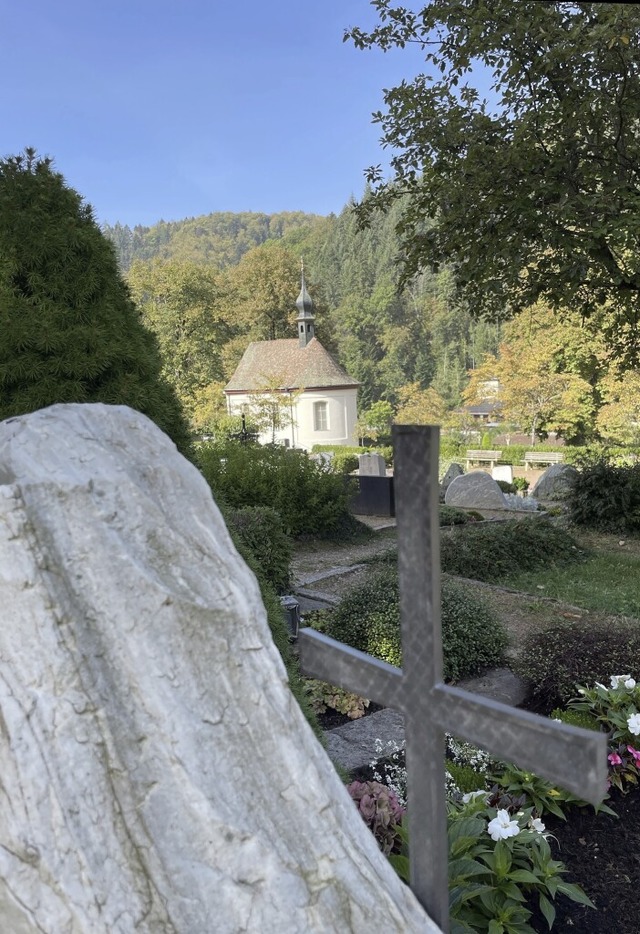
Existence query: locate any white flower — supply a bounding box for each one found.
[628,713,640,735]
[462,790,487,804]
[611,674,632,689]
[487,809,520,842]
[626,678,637,689]
[530,818,546,834]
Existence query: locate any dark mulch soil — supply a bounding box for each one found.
[323,708,640,932]
[529,788,640,933]
[316,702,383,732]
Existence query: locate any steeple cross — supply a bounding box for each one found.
[298,425,607,933]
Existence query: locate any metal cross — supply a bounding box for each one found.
[298,425,607,934]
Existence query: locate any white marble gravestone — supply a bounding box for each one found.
[358,451,387,476]
[0,404,436,934]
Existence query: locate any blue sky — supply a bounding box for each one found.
[2,1,430,228]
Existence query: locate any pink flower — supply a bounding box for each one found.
[627,746,640,762]
[608,752,623,766]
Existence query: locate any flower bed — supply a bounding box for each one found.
[343,675,640,933]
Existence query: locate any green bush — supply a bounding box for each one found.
[312,443,393,467]
[197,441,355,538]
[330,451,360,474]
[224,506,292,594]
[326,567,507,681]
[440,519,583,582]
[495,445,527,466]
[512,476,530,493]
[439,505,473,526]
[514,621,640,713]
[496,479,516,494]
[439,435,466,459]
[567,460,640,533]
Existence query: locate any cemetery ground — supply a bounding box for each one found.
[292,523,640,934]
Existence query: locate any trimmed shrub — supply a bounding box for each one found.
[439,505,473,526]
[439,435,466,459]
[197,441,355,538]
[567,460,640,533]
[440,519,583,582]
[326,567,507,682]
[224,506,292,594]
[496,480,516,494]
[330,451,360,474]
[514,621,640,714]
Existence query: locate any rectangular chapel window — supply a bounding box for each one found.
[313,401,328,431]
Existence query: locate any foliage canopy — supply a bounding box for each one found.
[347,1,640,363]
[0,149,191,452]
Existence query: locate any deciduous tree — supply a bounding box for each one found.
[465,305,600,443]
[347,1,640,363]
[127,259,230,432]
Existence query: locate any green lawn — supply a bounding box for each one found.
[506,548,640,618]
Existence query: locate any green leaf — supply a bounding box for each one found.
[449,857,491,881]
[388,853,410,883]
[508,869,543,885]
[493,840,512,879]
[557,881,595,908]
[488,921,504,934]
[539,893,556,929]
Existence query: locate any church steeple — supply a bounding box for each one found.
[296,259,315,348]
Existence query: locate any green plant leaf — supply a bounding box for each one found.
[539,893,556,929]
[508,869,544,885]
[557,881,595,908]
[449,857,491,882]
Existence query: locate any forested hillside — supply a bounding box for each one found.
[103,211,327,271]
[106,198,501,432]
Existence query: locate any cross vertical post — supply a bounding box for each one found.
[395,425,447,922]
[298,425,607,933]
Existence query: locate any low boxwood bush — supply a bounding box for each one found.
[197,441,355,538]
[439,505,474,526]
[325,567,507,682]
[514,621,640,713]
[312,443,393,468]
[440,519,583,582]
[224,505,292,594]
[567,460,640,533]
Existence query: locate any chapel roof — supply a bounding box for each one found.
[224,336,360,393]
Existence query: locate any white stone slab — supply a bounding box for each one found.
[0,403,437,934]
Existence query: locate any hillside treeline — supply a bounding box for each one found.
[104,199,500,432]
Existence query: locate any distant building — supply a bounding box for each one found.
[457,375,503,426]
[224,266,359,450]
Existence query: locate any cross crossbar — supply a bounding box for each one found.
[298,425,607,933]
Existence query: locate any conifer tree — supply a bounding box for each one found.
[0,149,192,453]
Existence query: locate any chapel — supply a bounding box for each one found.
[224,265,359,450]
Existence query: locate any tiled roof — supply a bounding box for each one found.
[224,337,360,392]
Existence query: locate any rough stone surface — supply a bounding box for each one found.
[532,463,579,501]
[0,404,436,934]
[358,452,387,476]
[439,462,464,499]
[445,471,509,510]
[326,709,405,772]
[456,669,530,708]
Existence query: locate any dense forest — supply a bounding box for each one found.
[103,199,501,433]
[105,198,638,449]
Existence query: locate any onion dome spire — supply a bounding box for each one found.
[296,258,315,347]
